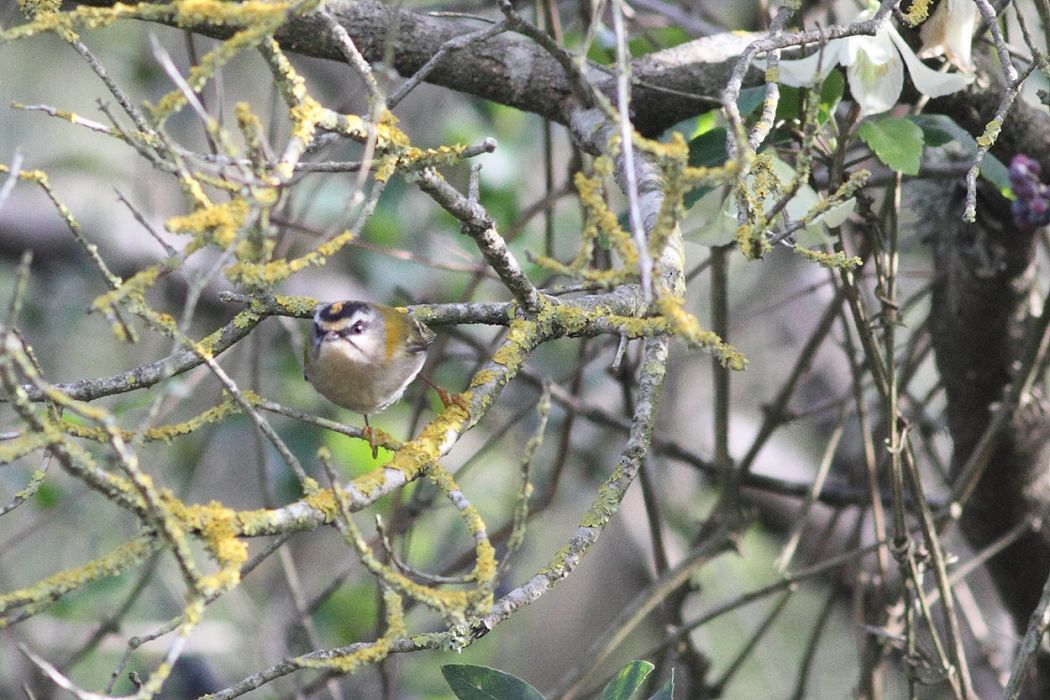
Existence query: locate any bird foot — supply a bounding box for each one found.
[421,375,468,412]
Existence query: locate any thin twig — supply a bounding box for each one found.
[416,169,544,312]
[611,0,653,302]
[387,20,509,109]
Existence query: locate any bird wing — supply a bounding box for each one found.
[409,317,435,354]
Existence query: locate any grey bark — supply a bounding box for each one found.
[53,1,1050,691]
[929,182,1050,697]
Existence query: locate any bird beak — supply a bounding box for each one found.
[323,330,360,352]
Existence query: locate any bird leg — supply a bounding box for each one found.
[362,414,379,460]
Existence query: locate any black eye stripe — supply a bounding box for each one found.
[332,319,367,338]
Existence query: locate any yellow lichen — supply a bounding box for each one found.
[468,369,500,389]
[296,591,405,673]
[274,294,321,317]
[18,0,61,16]
[161,498,249,595]
[4,4,77,40]
[302,485,341,522]
[62,395,244,444]
[183,598,205,627]
[347,392,471,499]
[0,533,160,626]
[976,119,1002,148]
[0,431,51,464]
[198,503,248,565]
[167,199,249,249]
[226,229,355,286]
[903,0,932,26]
[489,318,539,374]
[149,6,295,122]
[734,220,773,260]
[794,246,862,270]
[655,294,747,370]
[424,464,496,597]
[172,0,294,27]
[579,477,625,527]
[685,159,738,187]
[289,97,323,146]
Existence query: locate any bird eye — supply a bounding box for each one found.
[350,321,365,334]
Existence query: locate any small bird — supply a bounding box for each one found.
[304,300,434,456]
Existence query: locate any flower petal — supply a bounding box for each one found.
[842,31,895,68]
[846,41,903,117]
[943,0,978,70]
[889,25,973,97]
[772,39,847,87]
[822,197,856,228]
[919,0,978,72]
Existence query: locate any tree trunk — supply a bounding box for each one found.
[929,182,1050,696]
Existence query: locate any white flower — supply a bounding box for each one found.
[919,0,979,72]
[771,5,973,117]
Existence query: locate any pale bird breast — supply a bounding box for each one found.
[306,339,426,415]
[307,342,379,413]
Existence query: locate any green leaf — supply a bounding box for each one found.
[765,72,839,125]
[691,109,719,138]
[647,669,674,700]
[314,583,379,645]
[685,127,728,208]
[585,43,613,65]
[980,153,1012,198]
[628,36,653,58]
[909,114,957,148]
[600,660,654,700]
[898,113,1012,197]
[818,70,844,123]
[442,664,546,700]
[736,86,767,120]
[686,187,736,246]
[649,24,690,48]
[775,85,800,121]
[857,116,924,175]
[687,127,728,169]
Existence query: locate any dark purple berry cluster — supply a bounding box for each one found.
[1010,154,1050,231]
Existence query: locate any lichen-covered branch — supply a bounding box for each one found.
[12,0,1050,696]
[479,335,670,630]
[64,0,751,135]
